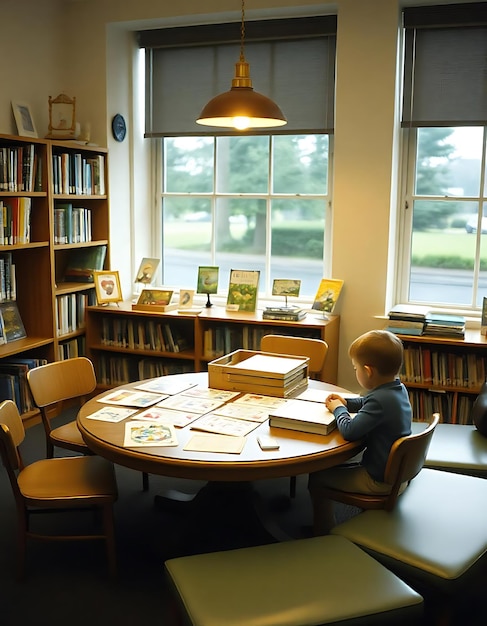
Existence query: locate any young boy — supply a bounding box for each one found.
[308,329,412,534]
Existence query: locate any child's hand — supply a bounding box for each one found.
[325,393,346,413]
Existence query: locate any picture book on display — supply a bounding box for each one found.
[268,399,337,435]
[311,278,344,313]
[226,269,260,312]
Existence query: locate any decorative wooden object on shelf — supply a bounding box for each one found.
[0,133,109,425]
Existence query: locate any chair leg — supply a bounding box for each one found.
[102,504,117,578]
[289,475,297,498]
[142,472,149,491]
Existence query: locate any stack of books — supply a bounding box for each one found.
[268,399,336,435]
[423,313,466,338]
[385,304,431,336]
[262,306,306,322]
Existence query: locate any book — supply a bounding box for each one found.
[386,326,424,336]
[311,278,344,313]
[388,303,431,322]
[0,301,26,342]
[482,297,487,336]
[226,269,260,312]
[262,310,306,321]
[64,245,107,282]
[132,289,178,312]
[268,399,337,435]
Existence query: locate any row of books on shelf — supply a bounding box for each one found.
[54,203,92,244]
[0,197,32,245]
[408,389,475,425]
[0,357,47,414]
[0,144,39,193]
[99,317,191,353]
[400,345,486,389]
[57,336,85,361]
[52,152,105,196]
[0,253,15,301]
[94,355,193,387]
[56,291,96,337]
[386,304,466,338]
[202,325,321,360]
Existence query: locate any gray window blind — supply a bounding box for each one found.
[402,3,487,127]
[138,16,336,137]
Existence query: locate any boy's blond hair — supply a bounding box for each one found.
[349,330,403,377]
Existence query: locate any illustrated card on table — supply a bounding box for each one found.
[85,406,139,422]
[124,420,178,447]
[98,389,164,408]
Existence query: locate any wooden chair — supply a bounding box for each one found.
[310,413,439,521]
[260,334,329,381]
[0,399,118,578]
[165,535,423,626]
[27,357,149,491]
[261,334,329,498]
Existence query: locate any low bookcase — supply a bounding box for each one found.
[85,303,340,389]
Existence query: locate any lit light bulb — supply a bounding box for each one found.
[233,116,250,130]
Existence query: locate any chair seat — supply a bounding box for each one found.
[165,535,423,626]
[18,455,118,505]
[332,468,487,594]
[411,421,487,476]
[50,420,90,453]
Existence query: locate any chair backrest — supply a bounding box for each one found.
[0,399,25,474]
[383,412,440,509]
[27,356,97,408]
[260,335,328,377]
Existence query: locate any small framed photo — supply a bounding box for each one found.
[272,279,301,298]
[179,288,195,308]
[11,101,38,138]
[94,270,123,304]
[197,266,219,294]
[134,257,160,285]
[137,289,173,306]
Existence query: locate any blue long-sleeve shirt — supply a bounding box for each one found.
[333,379,412,482]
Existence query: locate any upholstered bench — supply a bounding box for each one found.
[165,535,423,626]
[332,468,487,619]
[411,421,487,477]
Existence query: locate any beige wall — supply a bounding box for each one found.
[0,0,442,389]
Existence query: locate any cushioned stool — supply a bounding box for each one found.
[165,535,423,626]
[411,421,487,477]
[332,468,487,621]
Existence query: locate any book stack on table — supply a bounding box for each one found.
[268,398,337,435]
[423,313,465,339]
[208,349,309,398]
[262,306,306,321]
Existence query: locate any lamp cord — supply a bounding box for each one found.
[240,0,246,62]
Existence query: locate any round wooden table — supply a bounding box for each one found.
[77,372,363,481]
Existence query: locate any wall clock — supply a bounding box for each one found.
[112,114,126,142]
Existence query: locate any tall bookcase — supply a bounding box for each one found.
[0,133,109,424]
[85,303,340,388]
[397,330,487,425]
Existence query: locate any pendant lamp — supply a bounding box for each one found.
[196,0,287,131]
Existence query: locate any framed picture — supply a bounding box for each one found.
[272,279,301,298]
[93,270,123,304]
[137,289,173,306]
[179,288,195,308]
[197,266,219,294]
[134,257,160,285]
[11,101,38,138]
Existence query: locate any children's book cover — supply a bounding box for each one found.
[311,278,344,313]
[226,269,260,312]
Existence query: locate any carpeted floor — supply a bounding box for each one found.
[1,410,486,625]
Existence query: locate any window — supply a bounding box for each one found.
[397,3,487,311]
[138,15,337,299]
[160,134,331,297]
[399,126,487,308]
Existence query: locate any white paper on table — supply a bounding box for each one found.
[191,413,260,437]
[184,432,246,454]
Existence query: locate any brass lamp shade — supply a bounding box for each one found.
[196,58,287,131]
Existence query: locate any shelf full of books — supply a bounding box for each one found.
[85,302,340,389]
[0,133,110,423]
[390,328,487,425]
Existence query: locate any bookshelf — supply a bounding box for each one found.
[85,303,340,389]
[0,133,109,425]
[396,329,487,425]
